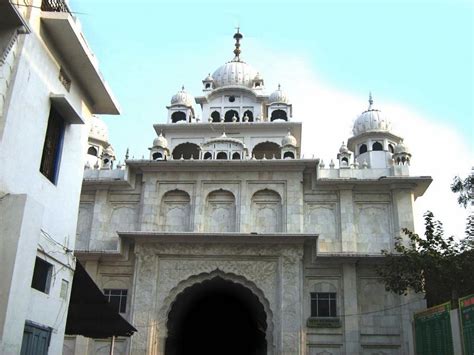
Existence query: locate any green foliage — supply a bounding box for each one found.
[377,211,474,307]
[451,173,473,208]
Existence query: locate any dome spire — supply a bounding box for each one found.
[368,92,374,109]
[233,27,243,61]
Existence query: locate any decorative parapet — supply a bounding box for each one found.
[317,165,410,179]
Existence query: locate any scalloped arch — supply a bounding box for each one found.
[159,269,274,353]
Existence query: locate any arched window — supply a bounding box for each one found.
[232,152,241,160]
[359,144,367,154]
[205,83,211,89]
[203,152,212,160]
[270,110,288,121]
[252,142,281,159]
[251,189,282,233]
[243,110,254,122]
[87,146,98,156]
[283,151,295,159]
[372,142,383,151]
[205,189,236,232]
[224,110,239,122]
[171,111,187,123]
[152,152,163,160]
[172,143,200,160]
[160,190,191,232]
[216,152,227,160]
[211,111,220,123]
[342,157,348,164]
[388,144,394,153]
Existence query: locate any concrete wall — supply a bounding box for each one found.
[0,1,112,353]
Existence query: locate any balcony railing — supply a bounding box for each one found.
[41,0,71,14]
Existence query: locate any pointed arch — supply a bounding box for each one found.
[225,110,239,122]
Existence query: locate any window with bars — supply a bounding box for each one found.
[40,107,65,184]
[310,292,337,317]
[103,289,128,313]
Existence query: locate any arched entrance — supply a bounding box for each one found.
[165,276,268,355]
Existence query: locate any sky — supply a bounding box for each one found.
[70,0,473,238]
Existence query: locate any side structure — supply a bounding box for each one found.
[71,31,431,355]
[0,1,119,354]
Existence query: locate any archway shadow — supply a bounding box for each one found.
[165,276,267,355]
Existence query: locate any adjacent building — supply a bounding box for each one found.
[0,1,119,354]
[70,31,432,354]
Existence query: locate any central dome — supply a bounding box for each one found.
[212,60,258,89]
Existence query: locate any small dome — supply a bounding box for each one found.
[89,116,109,142]
[269,84,289,104]
[153,132,168,148]
[282,131,297,147]
[212,60,259,88]
[339,141,349,154]
[352,94,392,136]
[171,86,194,107]
[394,139,410,154]
[103,144,115,157]
[203,73,214,82]
[253,72,262,81]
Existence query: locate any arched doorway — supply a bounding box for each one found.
[165,277,267,355]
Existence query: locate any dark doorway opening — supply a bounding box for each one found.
[165,277,267,355]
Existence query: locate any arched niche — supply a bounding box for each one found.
[252,142,281,159]
[171,111,186,123]
[203,152,212,160]
[225,110,239,122]
[211,111,220,122]
[243,110,254,122]
[232,152,241,160]
[152,152,163,160]
[251,189,282,233]
[87,146,98,156]
[160,190,191,232]
[372,141,383,151]
[283,151,294,159]
[270,110,287,121]
[359,144,368,154]
[205,189,236,232]
[216,152,227,160]
[172,143,200,160]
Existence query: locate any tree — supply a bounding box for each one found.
[451,172,473,208]
[377,173,474,307]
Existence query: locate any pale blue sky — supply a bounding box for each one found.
[70,0,473,236]
[71,0,473,159]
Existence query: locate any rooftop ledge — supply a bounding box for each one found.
[118,232,318,246]
[40,12,120,115]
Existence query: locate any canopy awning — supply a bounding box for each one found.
[65,261,136,338]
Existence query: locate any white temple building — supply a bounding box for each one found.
[69,30,432,355]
